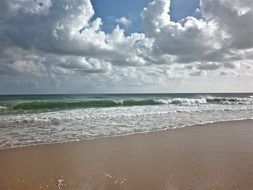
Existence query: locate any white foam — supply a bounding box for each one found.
[171,98,207,105]
[0,102,252,149]
[154,98,207,105]
[0,106,7,109]
[154,96,253,106]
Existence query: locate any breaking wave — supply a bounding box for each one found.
[12,99,157,110]
[9,96,253,110]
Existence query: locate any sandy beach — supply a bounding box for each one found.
[0,120,252,190]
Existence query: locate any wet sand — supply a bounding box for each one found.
[0,120,253,190]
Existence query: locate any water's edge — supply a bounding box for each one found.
[0,118,252,151]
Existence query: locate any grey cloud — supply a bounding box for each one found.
[189,70,207,76]
[220,70,239,76]
[197,62,222,70]
[200,0,253,49]
[223,62,240,70]
[57,57,112,74]
[0,47,47,77]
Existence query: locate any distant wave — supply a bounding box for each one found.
[206,97,251,104]
[155,96,252,105]
[10,96,253,110]
[154,98,207,105]
[12,99,157,110]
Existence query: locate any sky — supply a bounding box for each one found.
[0,0,252,94]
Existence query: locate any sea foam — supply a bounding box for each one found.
[0,102,252,149]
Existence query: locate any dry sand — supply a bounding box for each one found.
[0,120,252,190]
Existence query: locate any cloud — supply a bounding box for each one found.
[115,17,131,27]
[189,70,207,76]
[0,47,47,77]
[197,62,222,70]
[0,0,154,76]
[0,0,252,92]
[139,0,252,79]
[141,0,227,59]
[56,56,112,74]
[220,70,239,76]
[200,0,253,49]
[223,62,241,70]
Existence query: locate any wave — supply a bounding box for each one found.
[154,98,207,105]
[154,96,253,105]
[12,99,158,110]
[10,96,253,110]
[206,97,251,104]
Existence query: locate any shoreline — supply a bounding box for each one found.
[0,118,252,151]
[0,119,253,189]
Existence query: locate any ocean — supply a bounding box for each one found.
[0,93,252,149]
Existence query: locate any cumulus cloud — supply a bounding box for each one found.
[115,17,131,27]
[139,0,252,82]
[0,0,154,76]
[0,0,252,92]
[141,0,225,57]
[200,0,253,49]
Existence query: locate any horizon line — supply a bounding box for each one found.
[0,92,253,96]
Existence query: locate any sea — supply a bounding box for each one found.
[0,93,252,149]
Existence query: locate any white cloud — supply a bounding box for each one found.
[141,0,227,59]
[0,0,153,76]
[0,0,252,92]
[115,17,131,27]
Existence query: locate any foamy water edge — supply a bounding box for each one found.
[0,118,252,151]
